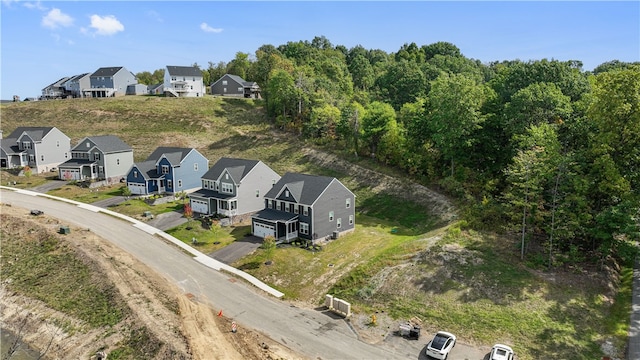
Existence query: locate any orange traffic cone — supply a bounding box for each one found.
[217,310,223,317]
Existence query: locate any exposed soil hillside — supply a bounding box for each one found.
[0,204,303,360]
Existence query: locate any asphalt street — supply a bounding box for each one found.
[1,188,490,360]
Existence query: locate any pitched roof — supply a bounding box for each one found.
[0,138,21,154]
[90,67,124,77]
[201,157,260,182]
[149,83,164,91]
[67,73,90,82]
[145,147,193,165]
[166,66,202,77]
[43,76,72,89]
[132,160,162,180]
[6,127,56,141]
[265,172,337,205]
[74,135,132,153]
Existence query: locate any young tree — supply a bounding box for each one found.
[262,235,276,264]
[361,101,397,158]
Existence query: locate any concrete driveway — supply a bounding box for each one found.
[209,235,263,264]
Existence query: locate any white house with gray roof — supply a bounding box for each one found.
[84,66,138,98]
[64,73,91,98]
[188,157,281,220]
[41,76,73,100]
[252,173,355,243]
[164,66,205,97]
[0,127,70,173]
[210,74,261,98]
[58,135,133,181]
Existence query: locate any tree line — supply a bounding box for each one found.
[137,36,640,268]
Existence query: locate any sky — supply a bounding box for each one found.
[1,1,639,100]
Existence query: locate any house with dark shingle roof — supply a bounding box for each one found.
[0,127,70,173]
[126,147,208,195]
[63,73,91,98]
[164,66,205,97]
[251,172,355,243]
[58,135,133,181]
[84,66,137,98]
[188,157,281,220]
[41,76,73,99]
[210,74,261,99]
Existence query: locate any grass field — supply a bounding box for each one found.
[0,96,630,360]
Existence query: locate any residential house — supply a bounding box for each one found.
[84,66,138,98]
[0,127,70,172]
[126,147,208,195]
[41,76,72,100]
[148,83,164,95]
[58,135,133,181]
[64,73,91,98]
[164,66,205,97]
[210,74,260,99]
[188,158,281,221]
[251,173,356,243]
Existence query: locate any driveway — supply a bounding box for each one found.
[91,195,127,208]
[209,235,263,264]
[146,210,188,231]
[28,179,68,193]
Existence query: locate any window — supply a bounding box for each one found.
[278,202,283,211]
[256,189,260,197]
[337,218,342,228]
[167,180,173,188]
[222,80,228,85]
[238,87,243,92]
[171,76,176,81]
[303,206,309,216]
[329,211,334,221]
[56,140,60,147]
[225,173,229,180]
[230,201,237,210]
[98,166,104,174]
[221,182,233,193]
[223,87,227,93]
[117,159,120,165]
[268,200,273,209]
[22,142,32,149]
[65,153,68,159]
[94,153,100,161]
[134,171,138,178]
[86,142,90,148]
[300,223,309,235]
[215,182,219,190]
[194,163,198,171]
[349,215,354,225]
[294,205,299,214]
[40,155,45,161]
[161,165,169,174]
[285,190,289,197]
[177,180,182,187]
[346,198,351,208]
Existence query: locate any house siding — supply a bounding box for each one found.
[173,150,209,192]
[104,151,134,180]
[210,74,244,97]
[236,162,280,215]
[311,180,355,240]
[16,128,70,173]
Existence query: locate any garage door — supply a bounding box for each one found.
[253,222,275,238]
[128,183,146,195]
[60,169,81,181]
[191,199,209,214]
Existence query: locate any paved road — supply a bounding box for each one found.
[0,188,488,360]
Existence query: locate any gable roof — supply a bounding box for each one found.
[166,66,202,77]
[90,67,124,77]
[7,127,56,141]
[265,172,337,205]
[149,83,164,91]
[131,160,161,180]
[202,157,260,182]
[43,77,72,90]
[0,138,21,155]
[73,135,132,153]
[145,147,194,165]
[67,73,90,83]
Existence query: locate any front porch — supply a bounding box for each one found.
[252,209,299,242]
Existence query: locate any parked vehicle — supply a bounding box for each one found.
[490,344,514,360]
[30,209,44,216]
[425,331,456,359]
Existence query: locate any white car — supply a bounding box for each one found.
[490,344,514,360]
[425,331,456,359]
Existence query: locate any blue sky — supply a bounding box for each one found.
[1,1,638,100]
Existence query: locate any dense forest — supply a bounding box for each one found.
[138,36,639,267]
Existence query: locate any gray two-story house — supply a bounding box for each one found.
[210,74,260,99]
[64,73,91,98]
[58,135,133,181]
[84,66,137,98]
[0,127,70,173]
[251,173,356,243]
[126,147,208,195]
[188,158,281,221]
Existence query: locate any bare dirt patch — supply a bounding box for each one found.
[0,204,304,359]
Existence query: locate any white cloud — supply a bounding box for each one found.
[200,22,222,33]
[89,14,124,36]
[23,1,46,10]
[146,10,163,23]
[42,8,74,29]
